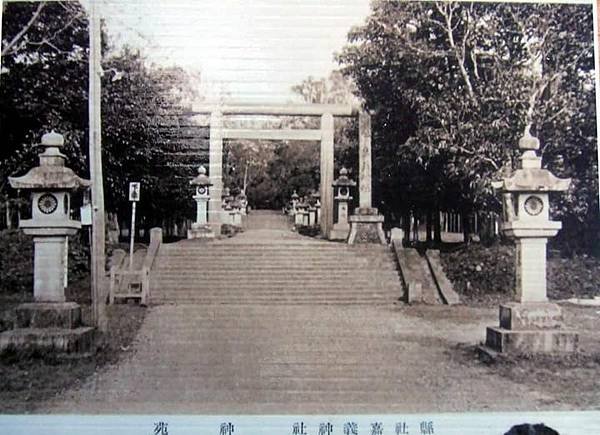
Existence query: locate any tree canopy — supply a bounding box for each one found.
[1,1,199,233]
[337,0,597,252]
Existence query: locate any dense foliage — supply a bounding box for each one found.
[337,1,598,252]
[1,2,198,233]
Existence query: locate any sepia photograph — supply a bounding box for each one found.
[0,0,599,433]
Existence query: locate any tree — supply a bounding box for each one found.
[1,1,90,197]
[337,1,597,250]
[1,2,200,237]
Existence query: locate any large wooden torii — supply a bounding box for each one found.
[192,103,375,239]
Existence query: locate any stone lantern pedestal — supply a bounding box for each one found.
[330,168,355,241]
[0,132,95,356]
[484,127,578,354]
[188,165,215,239]
[348,208,386,244]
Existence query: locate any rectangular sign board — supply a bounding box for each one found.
[129,182,141,202]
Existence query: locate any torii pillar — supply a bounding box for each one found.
[320,112,334,238]
[208,110,223,235]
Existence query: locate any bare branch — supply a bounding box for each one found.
[454,144,500,170]
[437,1,477,103]
[471,50,479,80]
[1,2,45,57]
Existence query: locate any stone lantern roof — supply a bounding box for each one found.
[332,167,356,187]
[8,131,91,191]
[190,165,213,187]
[492,126,570,193]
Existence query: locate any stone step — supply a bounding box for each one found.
[162,243,391,250]
[153,271,399,285]
[156,257,395,268]
[160,249,390,254]
[159,247,391,257]
[151,286,401,296]
[152,292,400,300]
[153,281,400,288]
[152,282,401,289]
[159,252,394,259]
[149,298,396,305]
[154,269,398,276]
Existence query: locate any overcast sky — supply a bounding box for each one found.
[94,0,371,104]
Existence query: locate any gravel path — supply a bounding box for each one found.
[41,303,562,414]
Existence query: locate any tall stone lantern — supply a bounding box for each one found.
[0,131,95,355]
[188,165,215,239]
[485,127,578,354]
[330,167,356,240]
[291,190,300,214]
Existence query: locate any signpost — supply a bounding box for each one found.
[128,182,140,271]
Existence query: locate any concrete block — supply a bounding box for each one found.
[499,302,563,330]
[187,224,215,240]
[486,326,578,354]
[0,326,96,356]
[390,228,404,242]
[407,282,422,304]
[14,302,81,329]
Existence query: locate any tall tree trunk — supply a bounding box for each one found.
[5,200,11,229]
[462,211,471,245]
[402,210,411,244]
[434,210,442,244]
[426,211,433,245]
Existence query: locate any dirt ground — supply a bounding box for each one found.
[4,301,593,414]
[0,302,145,413]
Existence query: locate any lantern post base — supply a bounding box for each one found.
[484,302,578,354]
[329,223,350,241]
[348,208,386,245]
[0,302,96,357]
[187,223,215,240]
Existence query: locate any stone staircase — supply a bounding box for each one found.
[150,240,403,305]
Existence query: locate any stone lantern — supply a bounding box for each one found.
[290,190,300,215]
[312,191,321,225]
[0,131,94,355]
[295,196,309,227]
[188,165,214,239]
[330,167,356,240]
[485,126,578,354]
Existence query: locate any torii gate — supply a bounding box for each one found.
[192,103,380,241]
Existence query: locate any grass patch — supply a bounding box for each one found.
[440,242,600,306]
[0,302,145,413]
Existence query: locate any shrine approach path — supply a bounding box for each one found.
[41,210,563,413]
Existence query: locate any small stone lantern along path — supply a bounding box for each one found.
[0,132,95,356]
[188,165,215,239]
[485,126,578,355]
[330,167,356,241]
